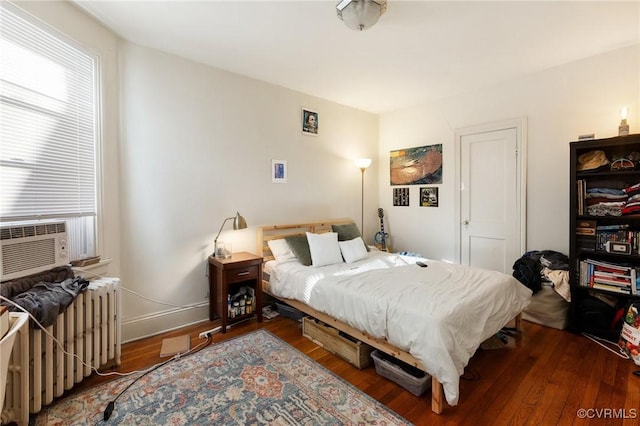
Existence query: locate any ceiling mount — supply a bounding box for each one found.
[336,0,387,31]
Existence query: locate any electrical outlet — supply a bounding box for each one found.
[199,326,221,339]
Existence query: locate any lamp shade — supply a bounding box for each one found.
[355,158,372,170]
[233,212,247,230]
[337,0,387,31]
[214,211,247,244]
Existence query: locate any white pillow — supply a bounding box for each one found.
[339,237,369,263]
[306,232,343,267]
[267,238,296,261]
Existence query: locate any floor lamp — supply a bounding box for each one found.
[355,158,372,235]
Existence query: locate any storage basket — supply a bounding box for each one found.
[275,301,305,322]
[371,350,431,396]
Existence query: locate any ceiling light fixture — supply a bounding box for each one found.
[336,0,387,31]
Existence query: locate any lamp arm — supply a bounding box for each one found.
[214,217,235,244]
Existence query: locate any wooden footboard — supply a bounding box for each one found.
[257,219,523,415]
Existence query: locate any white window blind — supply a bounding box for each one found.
[0,3,98,260]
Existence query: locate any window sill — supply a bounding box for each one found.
[72,258,112,280]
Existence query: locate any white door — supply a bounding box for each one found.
[458,123,525,273]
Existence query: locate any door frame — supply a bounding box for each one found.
[454,117,528,265]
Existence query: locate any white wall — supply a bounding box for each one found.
[379,44,640,263]
[118,42,378,341]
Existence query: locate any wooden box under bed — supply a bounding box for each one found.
[302,316,374,369]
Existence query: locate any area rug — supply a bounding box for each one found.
[34,329,411,425]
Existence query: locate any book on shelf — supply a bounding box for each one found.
[577,180,586,216]
[582,258,631,272]
[596,229,637,251]
[592,269,633,280]
[579,258,638,295]
[590,282,632,294]
[591,275,632,287]
[596,224,630,231]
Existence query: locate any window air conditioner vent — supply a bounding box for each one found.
[0,222,69,281]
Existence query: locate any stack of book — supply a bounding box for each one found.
[595,224,637,252]
[579,258,638,295]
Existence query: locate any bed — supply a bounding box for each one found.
[257,219,532,413]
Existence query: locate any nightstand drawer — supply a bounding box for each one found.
[225,265,258,284]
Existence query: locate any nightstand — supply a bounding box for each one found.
[208,252,263,333]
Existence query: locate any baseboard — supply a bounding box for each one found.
[121,302,209,343]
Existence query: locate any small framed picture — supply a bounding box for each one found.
[272,160,287,183]
[302,108,318,136]
[420,187,439,207]
[393,188,410,206]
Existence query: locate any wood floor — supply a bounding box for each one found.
[72,316,640,425]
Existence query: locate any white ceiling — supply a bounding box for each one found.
[74,1,640,114]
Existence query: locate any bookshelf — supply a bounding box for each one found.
[569,134,640,341]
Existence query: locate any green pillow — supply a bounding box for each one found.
[284,235,312,266]
[332,223,370,251]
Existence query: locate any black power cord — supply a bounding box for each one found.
[103,401,115,421]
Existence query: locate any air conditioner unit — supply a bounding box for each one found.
[0,222,69,281]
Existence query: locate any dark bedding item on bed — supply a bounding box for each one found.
[0,265,75,299]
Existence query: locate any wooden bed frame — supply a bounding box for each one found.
[257,219,521,414]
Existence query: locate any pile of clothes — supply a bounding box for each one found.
[512,250,571,330]
[0,266,89,328]
[586,184,640,217]
[512,250,570,301]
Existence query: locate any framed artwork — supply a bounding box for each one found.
[271,160,287,183]
[420,187,439,207]
[390,144,443,185]
[302,108,318,136]
[393,188,410,206]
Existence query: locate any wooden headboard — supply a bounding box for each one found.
[256,218,355,261]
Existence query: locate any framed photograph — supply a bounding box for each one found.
[271,160,287,183]
[302,108,318,136]
[390,144,443,185]
[420,187,439,207]
[393,188,410,206]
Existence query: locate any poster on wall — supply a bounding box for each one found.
[301,108,318,136]
[393,188,410,206]
[271,160,287,183]
[390,144,442,185]
[420,187,439,207]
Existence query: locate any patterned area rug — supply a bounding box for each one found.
[35,329,411,425]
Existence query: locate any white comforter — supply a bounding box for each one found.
[266,251,532,406]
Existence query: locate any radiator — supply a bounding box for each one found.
[2,277,121,423]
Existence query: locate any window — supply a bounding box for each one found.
[0,3,99,261]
